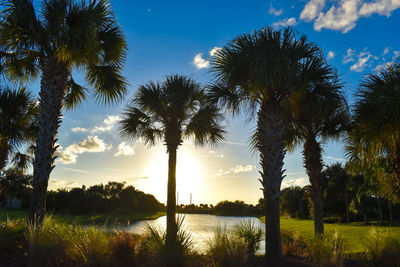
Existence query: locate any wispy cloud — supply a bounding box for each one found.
[273,17,298,28]
[55,136,112,164]
[215,164,256,176]
[48,178,80,190]
[269,3,283,16]
[61,167,92,174]
[281,177,309,189]
[70,115,121,134]
[325,155,345,162]
[343,48,377,72]
[300,0,400,33]
[327,51,335,59]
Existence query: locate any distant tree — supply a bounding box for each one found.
[0,168,32,208]
[280,187,305,218]
[0,0,128,225]
[120,74,224,264]
[0,88,37,172]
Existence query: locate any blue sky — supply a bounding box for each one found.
[25,0,400,204]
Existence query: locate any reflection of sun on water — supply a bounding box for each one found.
[145,146,204,204]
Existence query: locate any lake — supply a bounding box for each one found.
[120,213,265,253]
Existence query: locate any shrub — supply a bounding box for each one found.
[364,229,400,267]
[109,231,141,267]
[139,215,194,267]
[0,218,25,260]
[280,229,307,258]
[231,220,263,256]
[305,230,345,267]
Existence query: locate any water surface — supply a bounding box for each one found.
[121,214,265,253]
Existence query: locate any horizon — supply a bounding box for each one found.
[15,0,400,205]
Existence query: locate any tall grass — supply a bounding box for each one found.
[0,218,25,260]
[280,229,307,258]
[364,229,400,267]
[139,215,196,266]
[207,220,263,267]
[305,230,345,267]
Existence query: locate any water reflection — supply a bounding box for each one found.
[121,214,266,253]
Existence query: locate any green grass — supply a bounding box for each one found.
[260,216,400,253]
[0,208,165,225]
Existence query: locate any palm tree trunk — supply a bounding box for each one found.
[0,140,10,172]
[166,145,177,264]
[303,134,324,236]
[345,191,350,223]
[29,58,68,226]
[257,101,286,261]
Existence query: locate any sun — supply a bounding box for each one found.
[144,145,205,204]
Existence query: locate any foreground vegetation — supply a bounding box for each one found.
[1,216,400,267]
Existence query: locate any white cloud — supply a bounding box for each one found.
[71,127,88,133]
[325,155,345,162]
[193,53,210,69]
[208,150,224,159]
[343,48,356,63]
[209,47,222,57]
[215,164,256,176]
[327,51,335,59]
[375,50,400,70]
[233,164,255,173]
[350,51,376,72]
[55,136,112,164]
[269,3,283,16]
[114,142,135,157]
[359,0,400,17]
[281,177,309,189]
[383,47,390,55]
[273,17,298,28]
[92,115,121,133]
[300,0,326,21]
[71,115,121,134]
[300,0,400,33]
[48,178,80,190]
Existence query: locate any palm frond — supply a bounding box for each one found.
[64,77,88,110]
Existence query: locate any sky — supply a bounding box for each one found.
[22,0,400,205]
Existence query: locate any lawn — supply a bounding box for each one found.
[260,216,400,253]
[0,207,165,225]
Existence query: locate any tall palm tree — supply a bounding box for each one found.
[120,74,224,265]
[348,63,400,187]
[209,27,324,260]
[0,0,127,225]
[0,87,37,172]
[287,67,349,235]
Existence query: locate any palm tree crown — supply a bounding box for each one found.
[120,74,225,149]
[0,87,37,172]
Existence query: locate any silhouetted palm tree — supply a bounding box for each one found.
[348,63,400,188]
[120,74,224,265]
[209,26,324,260]
[287,64,349,235]
[0,0,127,225]
[0,87,37,172]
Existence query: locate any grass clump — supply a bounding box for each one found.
[280,229,307,258]
[139,215,196,267]
[109,231,141,267]
[207,220,263,267]
[305,230,345,267]
[364,229,400,267]
[0,218,25,260]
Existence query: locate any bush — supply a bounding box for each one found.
[364,229,400,267]
[109,231,141,267]
[232,220,263,255]
[305,230,345,267]
[280,229,307,258]
[0,218,25,260]
[139,215,195,267]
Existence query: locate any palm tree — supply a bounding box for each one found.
[0,0,127,225]
[348,63,400,186]
[209,26,324,260]
[120,74,224,265]
[0,87,37,173]
[287,67,349,235]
